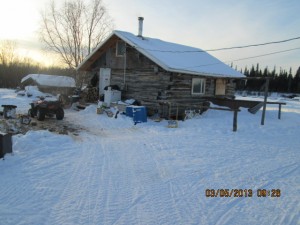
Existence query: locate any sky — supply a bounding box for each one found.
[0,0,300,73]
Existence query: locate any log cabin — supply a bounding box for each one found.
[77,18,245,118]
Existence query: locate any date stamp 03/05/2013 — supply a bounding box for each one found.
[205,189,281,198]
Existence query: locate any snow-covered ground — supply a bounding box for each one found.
[0,89,299,225]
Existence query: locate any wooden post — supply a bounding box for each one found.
[168,102,172,120]
[278,104,282,119]
[233,110,238,132]
[261,78,269,125]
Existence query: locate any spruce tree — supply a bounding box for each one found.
[294,67,300,93]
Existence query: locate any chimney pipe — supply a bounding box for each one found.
[138,17,144,37]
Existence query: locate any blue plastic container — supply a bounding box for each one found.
[126,106,134,117]
[133,106,147,124]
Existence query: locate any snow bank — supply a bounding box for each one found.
[24,85,55,99]
[76,104,135,131]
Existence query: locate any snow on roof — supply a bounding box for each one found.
[21,74,76,88]
[78,30,244,78]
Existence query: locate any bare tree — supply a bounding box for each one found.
[40,0,114,69]
[0,40,17,66]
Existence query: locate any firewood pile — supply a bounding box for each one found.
[81,87,99,102]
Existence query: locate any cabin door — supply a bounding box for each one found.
[99,68,111,95]
[215,79,226,96]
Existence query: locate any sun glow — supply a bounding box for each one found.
[16,48,61,67]
[0,1,41,40]
[0,0,55,66]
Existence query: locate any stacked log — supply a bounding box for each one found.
[81,87,99,102]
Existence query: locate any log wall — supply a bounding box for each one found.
[109,68,216,117]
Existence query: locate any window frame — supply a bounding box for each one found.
[191,78,206,95]
[116,40,126,57]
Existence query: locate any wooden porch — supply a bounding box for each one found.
[206,97,286,119]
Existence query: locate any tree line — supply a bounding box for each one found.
[0,40,74,88]
[236,64,300,93]
[0,61,75,88]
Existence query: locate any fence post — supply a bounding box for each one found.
[278,104,282,119]
[233,110,238,132]
[261,78,269,125]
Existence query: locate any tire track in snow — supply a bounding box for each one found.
[0,136,81,225]
[71,130,180,224]
[105,133,196,224]
[46,131,150,225]
[142,134,208,224]
[89,137,108,225]
[46,134,104,225]
[46,114,156,224]
[213,162,300,225]
[99,134,151,225]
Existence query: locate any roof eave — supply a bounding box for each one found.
[77,32,116,71]
[114,31,172,72]
[166,67,245,78]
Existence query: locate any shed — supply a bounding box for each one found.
[21,74,76,96]
[77,18,245,117]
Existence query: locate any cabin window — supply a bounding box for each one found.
[116,40,126,57]
[192,78,206,95]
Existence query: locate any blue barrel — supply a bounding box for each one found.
[126,106,134,117]
[133,106,147,124]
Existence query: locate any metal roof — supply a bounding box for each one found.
[77,30,245,78]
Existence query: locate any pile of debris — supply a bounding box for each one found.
[0,115,84,136]
[0,104,84,136]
